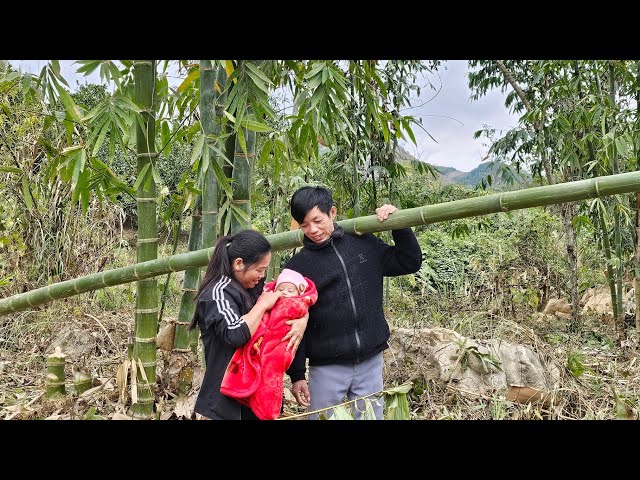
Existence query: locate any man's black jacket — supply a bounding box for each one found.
[285,223,422,383]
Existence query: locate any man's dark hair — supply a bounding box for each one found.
[290,186,334,223]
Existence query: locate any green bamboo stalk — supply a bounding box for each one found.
[230,107,256,234]
[172,195,202,351]
[168,58,221,353]
[608,61,625,333]
[635,60,640,334]
[46,347,66,398]
[597,210,619,320]
[5,171,640,316]
[192,62,228,351]
[158,217,181,325]
[201,60,224,250]
[350,63,360,217]
[131,59,157,418]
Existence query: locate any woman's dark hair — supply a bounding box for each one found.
[290,186,334,223]
[189,229,271,330]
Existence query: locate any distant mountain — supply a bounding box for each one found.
[438,161,529,188]
[395,145,528,188]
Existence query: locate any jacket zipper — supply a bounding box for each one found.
[330,239,361,360]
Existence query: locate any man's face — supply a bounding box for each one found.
[299,206,336,244]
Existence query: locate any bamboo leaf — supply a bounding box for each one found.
[91,121,110,157]
[49,74,83,123]
[403,120,417,146]
[230,204,250,224]
[239,118,272,133]
[309,85,325,111]
[304,61,325,80]
[133,163,151,191]
[224,60,235,80]
[383,382,413,395]
[21,176,34,210]
[76,60,102,76]
[151,164,162,186]
[190,133,205,166]
[384,393,410,420]
[245,67,270,95]
[21,74,31,96]
[245,62,273,86]
[178,68,200,93]
[161,121,171,157]
[328,405,354,420]
[0,166,22,174]
[72,149,86,186]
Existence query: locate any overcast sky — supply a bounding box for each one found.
[401,60,520,172]
[10,60,520,172]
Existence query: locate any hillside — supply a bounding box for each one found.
[395,145,528,188]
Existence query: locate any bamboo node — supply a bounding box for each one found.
[25,292,35,307]
[201,210,219,214]
[175,321,191,326]
[137,237,159,244]
[136,197,156,202]
[419,208,426,225]
[139,361,157,368]
[233,152,256,158]
[594,179,601,197]
[134,336,157,343]
[135,308,159,314]
[136,152,159,158]
[499,194,509,212]
[46,381,65,386]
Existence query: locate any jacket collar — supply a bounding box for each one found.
[302,222,344,250]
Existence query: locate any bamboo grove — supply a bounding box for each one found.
[3,60,640,417]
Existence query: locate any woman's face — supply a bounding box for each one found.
[234,252,272,290]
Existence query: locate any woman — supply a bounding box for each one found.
[189,229,308,420]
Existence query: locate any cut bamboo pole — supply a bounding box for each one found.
[46,347,66,398]
[4,170,640,316]
[73,370,93,396]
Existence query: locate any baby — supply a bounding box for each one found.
[220,269,317,419]
[274,268,308,297]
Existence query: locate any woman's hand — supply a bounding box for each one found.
[283,311,309,353]
[255,290,283,311]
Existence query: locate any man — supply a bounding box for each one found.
[285,186,422,419]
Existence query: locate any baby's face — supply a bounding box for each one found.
[276,282,299,297]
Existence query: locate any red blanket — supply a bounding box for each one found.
[220,277,317,419]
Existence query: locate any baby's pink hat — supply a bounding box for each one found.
[275,268,308,292]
